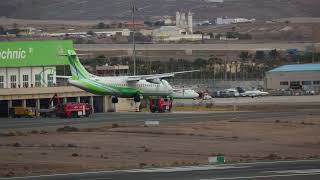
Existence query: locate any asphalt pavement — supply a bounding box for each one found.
[1,160,320,180]
[0,110,319,131]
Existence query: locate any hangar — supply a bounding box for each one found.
[265,64,320,93]
[0,40,130,117]
[0,40,71,88]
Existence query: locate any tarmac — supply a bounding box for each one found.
[1,110,319,131]
[1,160,320,180]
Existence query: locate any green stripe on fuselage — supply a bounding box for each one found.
[77,79,140,97]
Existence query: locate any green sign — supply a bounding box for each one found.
[0,40,73,67]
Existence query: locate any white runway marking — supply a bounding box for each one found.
[1,160,319,180]
[265,168,320,174]
[0,165,249,180]
[200,172,320,180]
[125,165,250,173]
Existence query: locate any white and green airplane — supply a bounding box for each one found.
[61,50,199,103]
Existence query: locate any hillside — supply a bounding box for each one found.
[0,0,320,20]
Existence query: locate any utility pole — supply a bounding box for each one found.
[224,55,228,81]
[312,25,315,63]
[131,0,137,75]
[312,43,315,63]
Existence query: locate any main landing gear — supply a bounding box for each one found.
[134,94,141,103]
[111,94,141,104]
[112,96,119,104]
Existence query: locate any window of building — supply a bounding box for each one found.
[313,81,320,85]
[302,81,312,85]
[10,75,17,88]
[0,76,4,88]
[290,81,301,89]
[35,74,41,87]
[280,81,288,86]
[47,74,54,87]
[290,81,300,86]
[23,75,29,88]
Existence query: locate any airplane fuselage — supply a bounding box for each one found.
[69,76,174,98]
[240,90,269,97]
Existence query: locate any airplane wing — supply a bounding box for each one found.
[126,70,200,82]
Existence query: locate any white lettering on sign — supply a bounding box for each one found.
[0,48,29,60]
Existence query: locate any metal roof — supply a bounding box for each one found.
[268,64,320,73]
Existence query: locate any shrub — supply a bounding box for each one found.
[56,126,79,132]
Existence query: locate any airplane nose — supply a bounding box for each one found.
[194,92,200,98]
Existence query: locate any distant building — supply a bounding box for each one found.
[164,18,173,26]
[216,17,255,25]
[139,29,153,36]
[95,64,129,76]
[125,21,144,29]
[265,64,320,93]
[176,11,193,34]
[0,40,72,89]
[153,11,210,42]
[94,29,131,37]
[49,29,131,37]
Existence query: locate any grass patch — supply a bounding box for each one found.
[112,123,120,128]
[56,126,79,132]
[0,131,27,137]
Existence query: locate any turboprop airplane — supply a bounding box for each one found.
[59,50,199,103]
[171,89,199,100]
[236,87,269,97]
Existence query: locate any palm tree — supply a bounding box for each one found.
[234,61,239,81]
[239,51,251,61]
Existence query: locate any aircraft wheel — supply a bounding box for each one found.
[112,96,119,103]
[134,94,141,102]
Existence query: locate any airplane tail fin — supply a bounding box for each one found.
[65,50,92,79]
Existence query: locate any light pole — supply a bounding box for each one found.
[131,0,137,75]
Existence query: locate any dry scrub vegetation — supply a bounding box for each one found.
[1,116,320,177]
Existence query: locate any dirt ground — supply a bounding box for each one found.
[1,114,320,177]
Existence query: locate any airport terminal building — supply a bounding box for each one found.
[265,64,320,93]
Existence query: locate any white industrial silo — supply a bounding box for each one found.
[176,11,181,27]
[187,11,193,34]
[180,12,186,27]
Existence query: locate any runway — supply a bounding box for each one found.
[1,160,320,180]
[0,110,319,131]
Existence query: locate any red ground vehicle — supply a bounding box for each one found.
[55,101,92,118]
[149,98,173,113]
[40,94,92,118]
